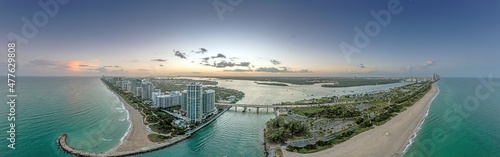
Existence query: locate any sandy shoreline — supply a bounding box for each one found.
[58,80,201,156]
[284,83,438,157]
[102,81,154,153]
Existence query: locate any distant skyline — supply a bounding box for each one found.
[1,0,499,77]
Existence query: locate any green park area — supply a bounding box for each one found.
[265,81,432,153]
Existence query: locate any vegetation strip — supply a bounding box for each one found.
[265,81,433,153]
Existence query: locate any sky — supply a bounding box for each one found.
[1,0,499,77]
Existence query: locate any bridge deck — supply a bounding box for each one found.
[215,102,352,108]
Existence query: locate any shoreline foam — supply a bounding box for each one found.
[401,82,440,154]
[100,80,155,153]
[106,100,132,154]
[283,83,439,157]
[58,78,227,156]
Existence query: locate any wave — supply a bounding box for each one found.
[402,83,440,155]
[102,138,112,141]
[104,87,132,153]
[118,101,132,147]
[115,107,125,113]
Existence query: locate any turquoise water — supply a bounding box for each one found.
[0,77,129,157]
[0,77,275,157]
[139,111,274,157]
[405,78,500,157]
[3,77,470,157]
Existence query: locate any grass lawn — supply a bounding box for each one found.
[147,134,172,142]
[290,135,309,141]
[149,124,170,134]
[372,101,387,107]
[296,145,331,154]
[338,97,355,102]
[291,106,323,117]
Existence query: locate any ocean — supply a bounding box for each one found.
[0,77,130,157]
[405,78,500,157]
[4,77,496,157]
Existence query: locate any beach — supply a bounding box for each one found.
[56,79,204,156]
[283,83,438,157]
[104,82,155,153]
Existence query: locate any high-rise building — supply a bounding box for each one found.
[122,80,130,91]
[432,73,440,82]
[186,83,203,123]
[129,79,142,97]
[156,92,182,108]
[115,78,122,88]
[135,87,142,97]
[202,89,215,114]
[141,79,154,100]
[151,91,162,105]
[181,90,187,111]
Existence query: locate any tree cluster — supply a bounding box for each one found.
[303,106,361,118]
[265,117,309,143]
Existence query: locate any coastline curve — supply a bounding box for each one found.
[58,133,190,157]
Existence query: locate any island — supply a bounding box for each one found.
[214,76,403,86]
[320,78,401,88]
[256,82,290,86]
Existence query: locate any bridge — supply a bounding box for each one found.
[214,102,353,113]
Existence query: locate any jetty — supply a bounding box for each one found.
[58,133,189,157]
[58,109,230,156]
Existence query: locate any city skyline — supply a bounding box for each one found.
[1,0,499,77]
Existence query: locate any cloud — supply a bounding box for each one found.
[223,68,253,72]
[298,69,313,73]
[270,59,281,65]
[213,61,235,68]
[255,67,313,73]
[137,69,149,71]
[151,59,167,62]
[192,48,208,54]
[26,59,94,72]
[358,64,365,68]
[27,59,68,68]
[238,62,251,67]
[405,65,414,72]
[211,53,226,59]
[201,57,210,64]
[405,60,438,72]
[93,65,126,74]
[255,67,286,73]
[129,60,139,62]
[229,57,239,61]
[192,72,202,74]
[202,60,251,68]
[174,50,187,59]
[423,60,437,67]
